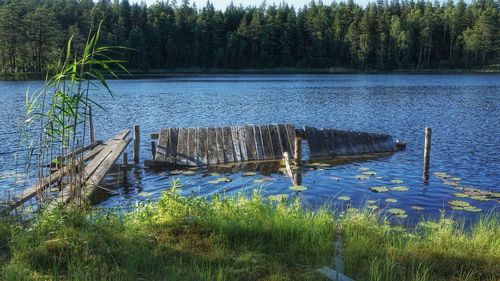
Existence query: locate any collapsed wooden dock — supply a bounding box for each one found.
[1,130,131,213]
[147,124,404,167]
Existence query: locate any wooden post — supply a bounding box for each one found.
[294,136,302,166]
[423,127,431,182]
[89,106,95,144]
[151,141,156,160]
[122,152,128,184]
[133,124,140,164]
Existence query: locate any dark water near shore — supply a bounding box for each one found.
[0,74,499,222]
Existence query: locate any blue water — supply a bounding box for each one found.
[0,74,499,222]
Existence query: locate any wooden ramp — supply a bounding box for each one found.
[51,130,131,206]
[153,124,296,166]
[304,126,398,159]
[0,130,131,213]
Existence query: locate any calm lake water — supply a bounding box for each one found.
[0,74,499,222]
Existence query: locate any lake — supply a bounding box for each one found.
[0,74,499,222]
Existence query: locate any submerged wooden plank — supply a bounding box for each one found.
[231,126,242,162]
[215,127,225,164]
[284,124,296,158]
[222,127,235,163]
[237,126,248,162]
[187,128,198,165]
[253,125,264,160]
[269,124,283,159]
[198,128,208,165]
[207,127,218,165]
[260,125,274,160]
[176,128,189,165]
[245,125,257,161]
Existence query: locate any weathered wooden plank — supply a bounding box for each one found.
[198,128,208,165]
[317,129,330,158]
[326,129,340,156]
[260,125,274,160]
[304,126,318,158]
[322,129,336,156]
[176,128,189,165]
[369,133,382,153]
[253,125,264,160]
[215,127,225,164]
[187,128,198,165]
[237,126,248,161]
[231,126,242,162]
[269,124,283,159]
[388,136,398,152]
[155,128,170,161]
[82,138,131,202]
[284,124,296,158]
[245,125,257,161]
[334,130,348,156]
[277,124,291,156]
[207,127,218,165]
[170,128,179,160]
[222,127,235,163]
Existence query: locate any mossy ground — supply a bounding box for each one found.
[0,189,498,281]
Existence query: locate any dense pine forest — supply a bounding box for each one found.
[0,0,498,75]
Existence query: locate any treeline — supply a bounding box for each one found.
[0,0,498,75]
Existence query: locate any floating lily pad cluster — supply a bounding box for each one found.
[387,208,408,219]
[338,196,351,201]
[208,177,232,184]
[448,200,481,212]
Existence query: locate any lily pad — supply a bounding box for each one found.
[367,205,379,211]
[448,200,470,208]
[434,172,450,179]
[253,179,265,183]
[390,179,403,184]
[355,175,370,180]
[450,206,464,210]
[243,172,257,177]
[138,191,153,197]
[217,177,232,183]
[444,181,460,187]
[363,171,377,176]
[392,186,409,192]
[470,195,490,201]
[208,180,220,184]
[463,206,481,212]
[395,214,408,219]
[450,177,461,181]
[358,167,370,171]
[387,208,406,215]
[453,193,469,198]
[411,206,424,211]
[338,196,351,201]
[385,198,398,203]
[369,186,389,193]
[289,185,307,191]
[269,194,288,201]
[366,200,377,204]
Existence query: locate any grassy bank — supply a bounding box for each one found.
[0,189,498,281]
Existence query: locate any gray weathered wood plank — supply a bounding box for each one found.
[253,125,264,160]
[215,127,225,164]
[260,125,274,160]
[245,125,257,161]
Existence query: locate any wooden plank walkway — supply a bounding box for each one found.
[304,127,398,159]
[154,124,296,166]
[51,130,131,206]
[0,141,107,212]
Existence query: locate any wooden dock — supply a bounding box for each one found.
[148,124,404,167]
[152,124,296,166]
[1,130,131,213]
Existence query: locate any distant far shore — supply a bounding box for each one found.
[1,66,499,80]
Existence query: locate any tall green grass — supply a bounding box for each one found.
[0,188,498,280]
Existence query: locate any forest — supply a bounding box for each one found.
[0,0,498,75]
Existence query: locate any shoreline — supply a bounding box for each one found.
[1,67,499,81]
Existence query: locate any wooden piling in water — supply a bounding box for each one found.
[134,124,140,164]
[151,141,156,160]
[122,152,128,184]
[423,127,432,182]
[89,106,95,144]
